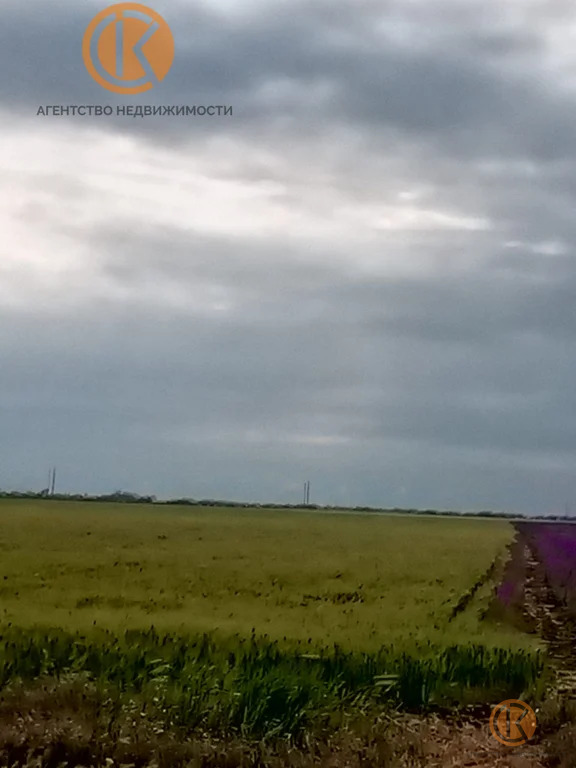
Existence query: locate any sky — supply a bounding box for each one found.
[1,0,576,514]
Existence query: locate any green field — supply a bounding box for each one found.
[0,500,527,650]
[0,499,548,757]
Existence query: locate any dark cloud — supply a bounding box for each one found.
[3,217,576,511]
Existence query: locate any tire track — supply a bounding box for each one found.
[521,540,576,700]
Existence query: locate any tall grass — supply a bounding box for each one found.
[0,627,544,739]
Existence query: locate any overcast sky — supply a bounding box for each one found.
[1,0,576,514]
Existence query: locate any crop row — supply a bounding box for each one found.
[0,627,543,738]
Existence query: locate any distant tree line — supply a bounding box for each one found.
[0,488,575,521]
[0,490,157,504]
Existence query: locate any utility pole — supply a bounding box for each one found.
[50,467,56,496]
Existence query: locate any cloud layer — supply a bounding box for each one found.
[1,0,576,513]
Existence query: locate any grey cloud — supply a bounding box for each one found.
[5,222,576,469]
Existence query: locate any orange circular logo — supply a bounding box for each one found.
[82,3,174,94]
[490,699,537,747]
